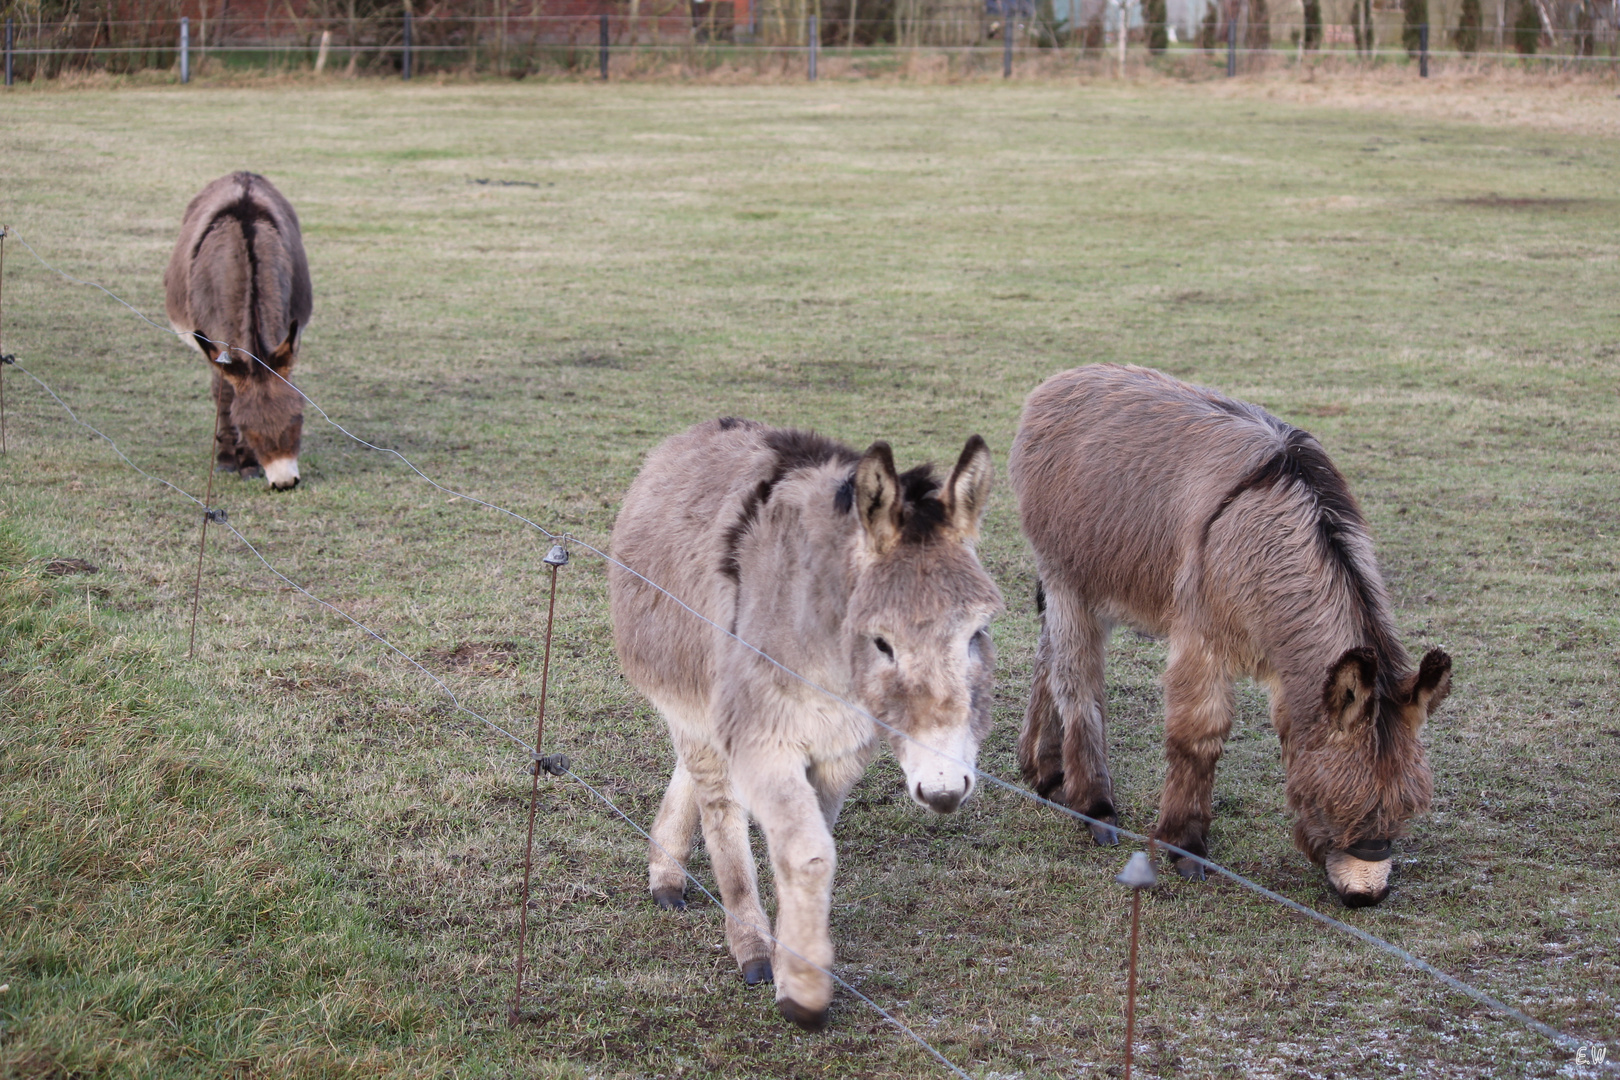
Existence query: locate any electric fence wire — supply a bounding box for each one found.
[4,355,975,1079]
[6,228,1614,1068]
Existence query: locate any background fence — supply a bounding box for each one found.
[1,2,1617,82]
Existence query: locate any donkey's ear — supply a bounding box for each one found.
[193,331,222,363]
[944,435,993,541]
[268,321,299,369]
[1322,646,1377,732]
[854,441,902,555]
[1405,648,1452,718]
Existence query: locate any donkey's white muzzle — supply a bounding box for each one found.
[264,457,300,491]
[1326,849,1393,907]
[896,727,978,815]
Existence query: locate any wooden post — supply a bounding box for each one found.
[1,227,7,457]
[402,8,413,79]
[1004,0,1015,75]
[1117,0,1128,73]
[600,13,610,79]
[809,14,819,77]
[1420,22,1429,73]
[180,16,190,83]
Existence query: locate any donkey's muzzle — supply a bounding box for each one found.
[1326,847,1394,907]
[916,781,967,814]
[264,457,300,491]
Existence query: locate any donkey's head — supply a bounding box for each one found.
[201,329,305,491]
[845,437,1005,815]
[1287,646,1451,907]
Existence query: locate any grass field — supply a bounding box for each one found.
[1,77,1617,1079]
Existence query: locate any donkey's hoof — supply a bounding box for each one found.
[650,887,686,911]
[742,958,773,986]
[239,465,264,480]
[777,997,829,1031]
[214,462,240,474]
[1088,821,1120,847]
[1173,856,1207,881]
[1031,770,1064,798]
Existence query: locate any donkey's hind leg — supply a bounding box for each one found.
[1016,615,1066,800]
[649,759,700,911]
[1155,631,1236,881]
[1038,584,1118,845]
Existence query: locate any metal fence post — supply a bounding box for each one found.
[1003,0,1014,77]
[1116,851,1158,1080]
[180,17,190,83]
[402,10,413,80]
[4,18,13,87]
[600,13,610,79]
[1226,12,1236,75]
[808,15,818,79]
[1419,22,1429,75]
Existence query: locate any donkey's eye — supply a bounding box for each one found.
[873,637,894,659]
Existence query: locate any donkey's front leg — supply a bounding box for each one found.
[209,369,240,472]
[736,760,837,1030]
[679,744,773,986]
[1155,633,1236,880]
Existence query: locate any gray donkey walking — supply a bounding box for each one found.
[610,418,1003,1028]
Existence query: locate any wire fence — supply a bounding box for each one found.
[1,225,1615,1073]
[2,8,1618,82]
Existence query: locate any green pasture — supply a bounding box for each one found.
[0,81,1616,1078]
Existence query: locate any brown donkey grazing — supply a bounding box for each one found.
[1010,365,1451,907]
[165,172,312,491]
[610,418,1003,1029]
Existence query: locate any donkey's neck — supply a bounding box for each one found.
[1264,566,1408,750]
[731,465,861,695]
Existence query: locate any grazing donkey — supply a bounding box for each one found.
[1011,365,1450,907]
[165,172,312,490]
[610,418,1003,1029]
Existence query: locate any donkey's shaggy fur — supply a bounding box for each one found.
[610,418,1002,1028]
[1011,365,1450,907]
[165,172,312,490]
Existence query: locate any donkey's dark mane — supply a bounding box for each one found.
[894,465,947,543]
[720,426,949,582]
[1200,424,1404,701]
[720,428,860,583]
